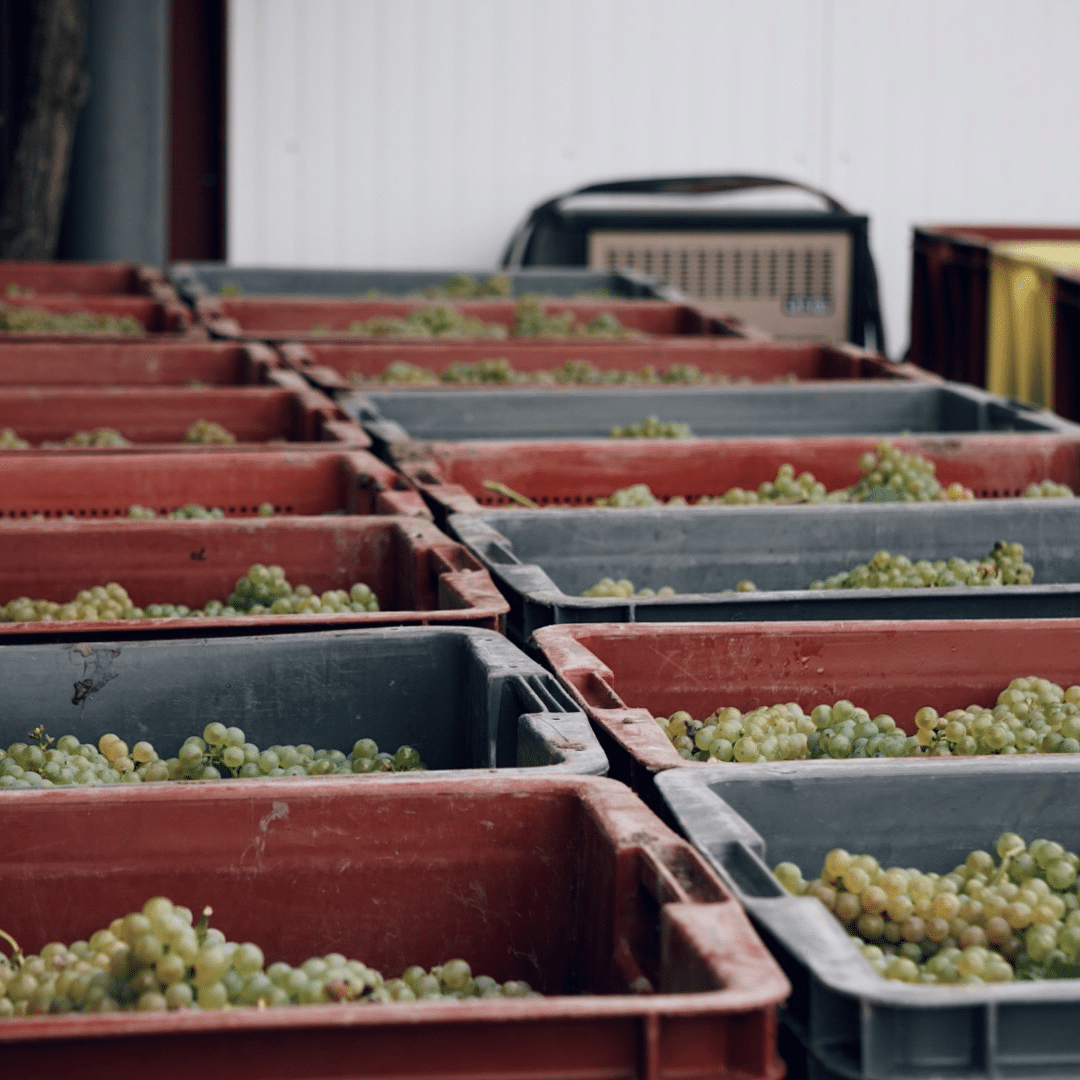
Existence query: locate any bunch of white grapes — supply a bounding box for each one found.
[660,676,1080,764]
[0,896,537,1016]
[0,722,424,789]
[775,832,1080,983]
[0,565,379,623]
[810,541,1033,590]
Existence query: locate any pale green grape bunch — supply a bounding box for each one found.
[609,416,692,438]
[0,427,29,449]
[44,426,132,449]
[440,358,519,384]
[659,675,1080,764]
[344,304,507,340]
[126,503,273,520]
[0,565,379,624]
[777,832,1080,984]
[1025,480,1075,498]
[184,419,236,445]
[0,896,536,1017]
[0,303,142,334]
[225,564,379,616]
[810,541,1033,590]
[846,440,974,502]
[511,297,636,340]
[583,577,753,598]
[580,578,676,598]
[0,724,425,789]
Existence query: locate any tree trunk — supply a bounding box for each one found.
[0,0,89,259]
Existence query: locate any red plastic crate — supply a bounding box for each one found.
[0,448,425,519]
[0,341,281,387]
[0,260,170,296]
[200,295,750,342]
[0,294,195,337]
[0,516,507,637]
[0,380,369,451]
[394,431,1080,521]
[281,338,933,394]
[0,774,788,1079]
[533,619,1080,802]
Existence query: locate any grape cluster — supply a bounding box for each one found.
[418,272,513,299]
[0,427,28,449]
[846,441,974,502]
[0,723,424,789]
[580,578,677,598]
[224,564,378,615]
[1025,480,1075,498]
[582,577,754,598]
[352,357,769,387]
[0,895,536,1016]
[0,564,380,623]
[127,502,275,520]
[510,297,635,340]
[343,305,507,341]
[43,427,132,449]
[810,541,1033,590]
[609,417,692,438]
[184,419,236,445]
[0,303,142,335]
[775,833,1080,984]
[659,676,1080,764]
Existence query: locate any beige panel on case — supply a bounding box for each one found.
[588,230,852,343]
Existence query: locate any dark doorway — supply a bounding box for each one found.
[169,0,225,261]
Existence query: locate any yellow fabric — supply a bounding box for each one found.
[984,243,1080,410]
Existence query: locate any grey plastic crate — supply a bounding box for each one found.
[168,264,683,304]
[0,626,606,777]
[656,758,1080,1080]
[448,501,1080,647]
[349,382,1079,446]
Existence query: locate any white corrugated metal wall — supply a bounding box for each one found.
[227,0,1080,357]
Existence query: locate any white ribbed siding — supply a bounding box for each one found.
[228,0,1080,357]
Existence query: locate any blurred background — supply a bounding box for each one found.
[2,0,1079,359]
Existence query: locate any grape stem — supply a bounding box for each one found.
[0,927,25,970]
[483,481,538,509]
[992,840,1026,886]
[27,724,54,750]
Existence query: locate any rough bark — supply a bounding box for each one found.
[0,0,89,258]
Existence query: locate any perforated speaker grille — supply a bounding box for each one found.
[588,230,852,342]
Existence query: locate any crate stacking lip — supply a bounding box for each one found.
[197,295,746,342]
[656,754,1080,1080]
[167,262,684,302]
[0,382,369,451]
[0,341,282,387]
[280,338,931,396]
[531,618,1080,805]
[0,773,790,1078]
[0,293,194,336]
[0,516,508,639]
[393,432,1080,524]
[350,382,1079,447]
[0,448,426,520]
[0,626,602,774]
[447,499,1080,648]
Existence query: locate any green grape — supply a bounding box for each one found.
[580,577,677,598]
[43,427,131,449]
